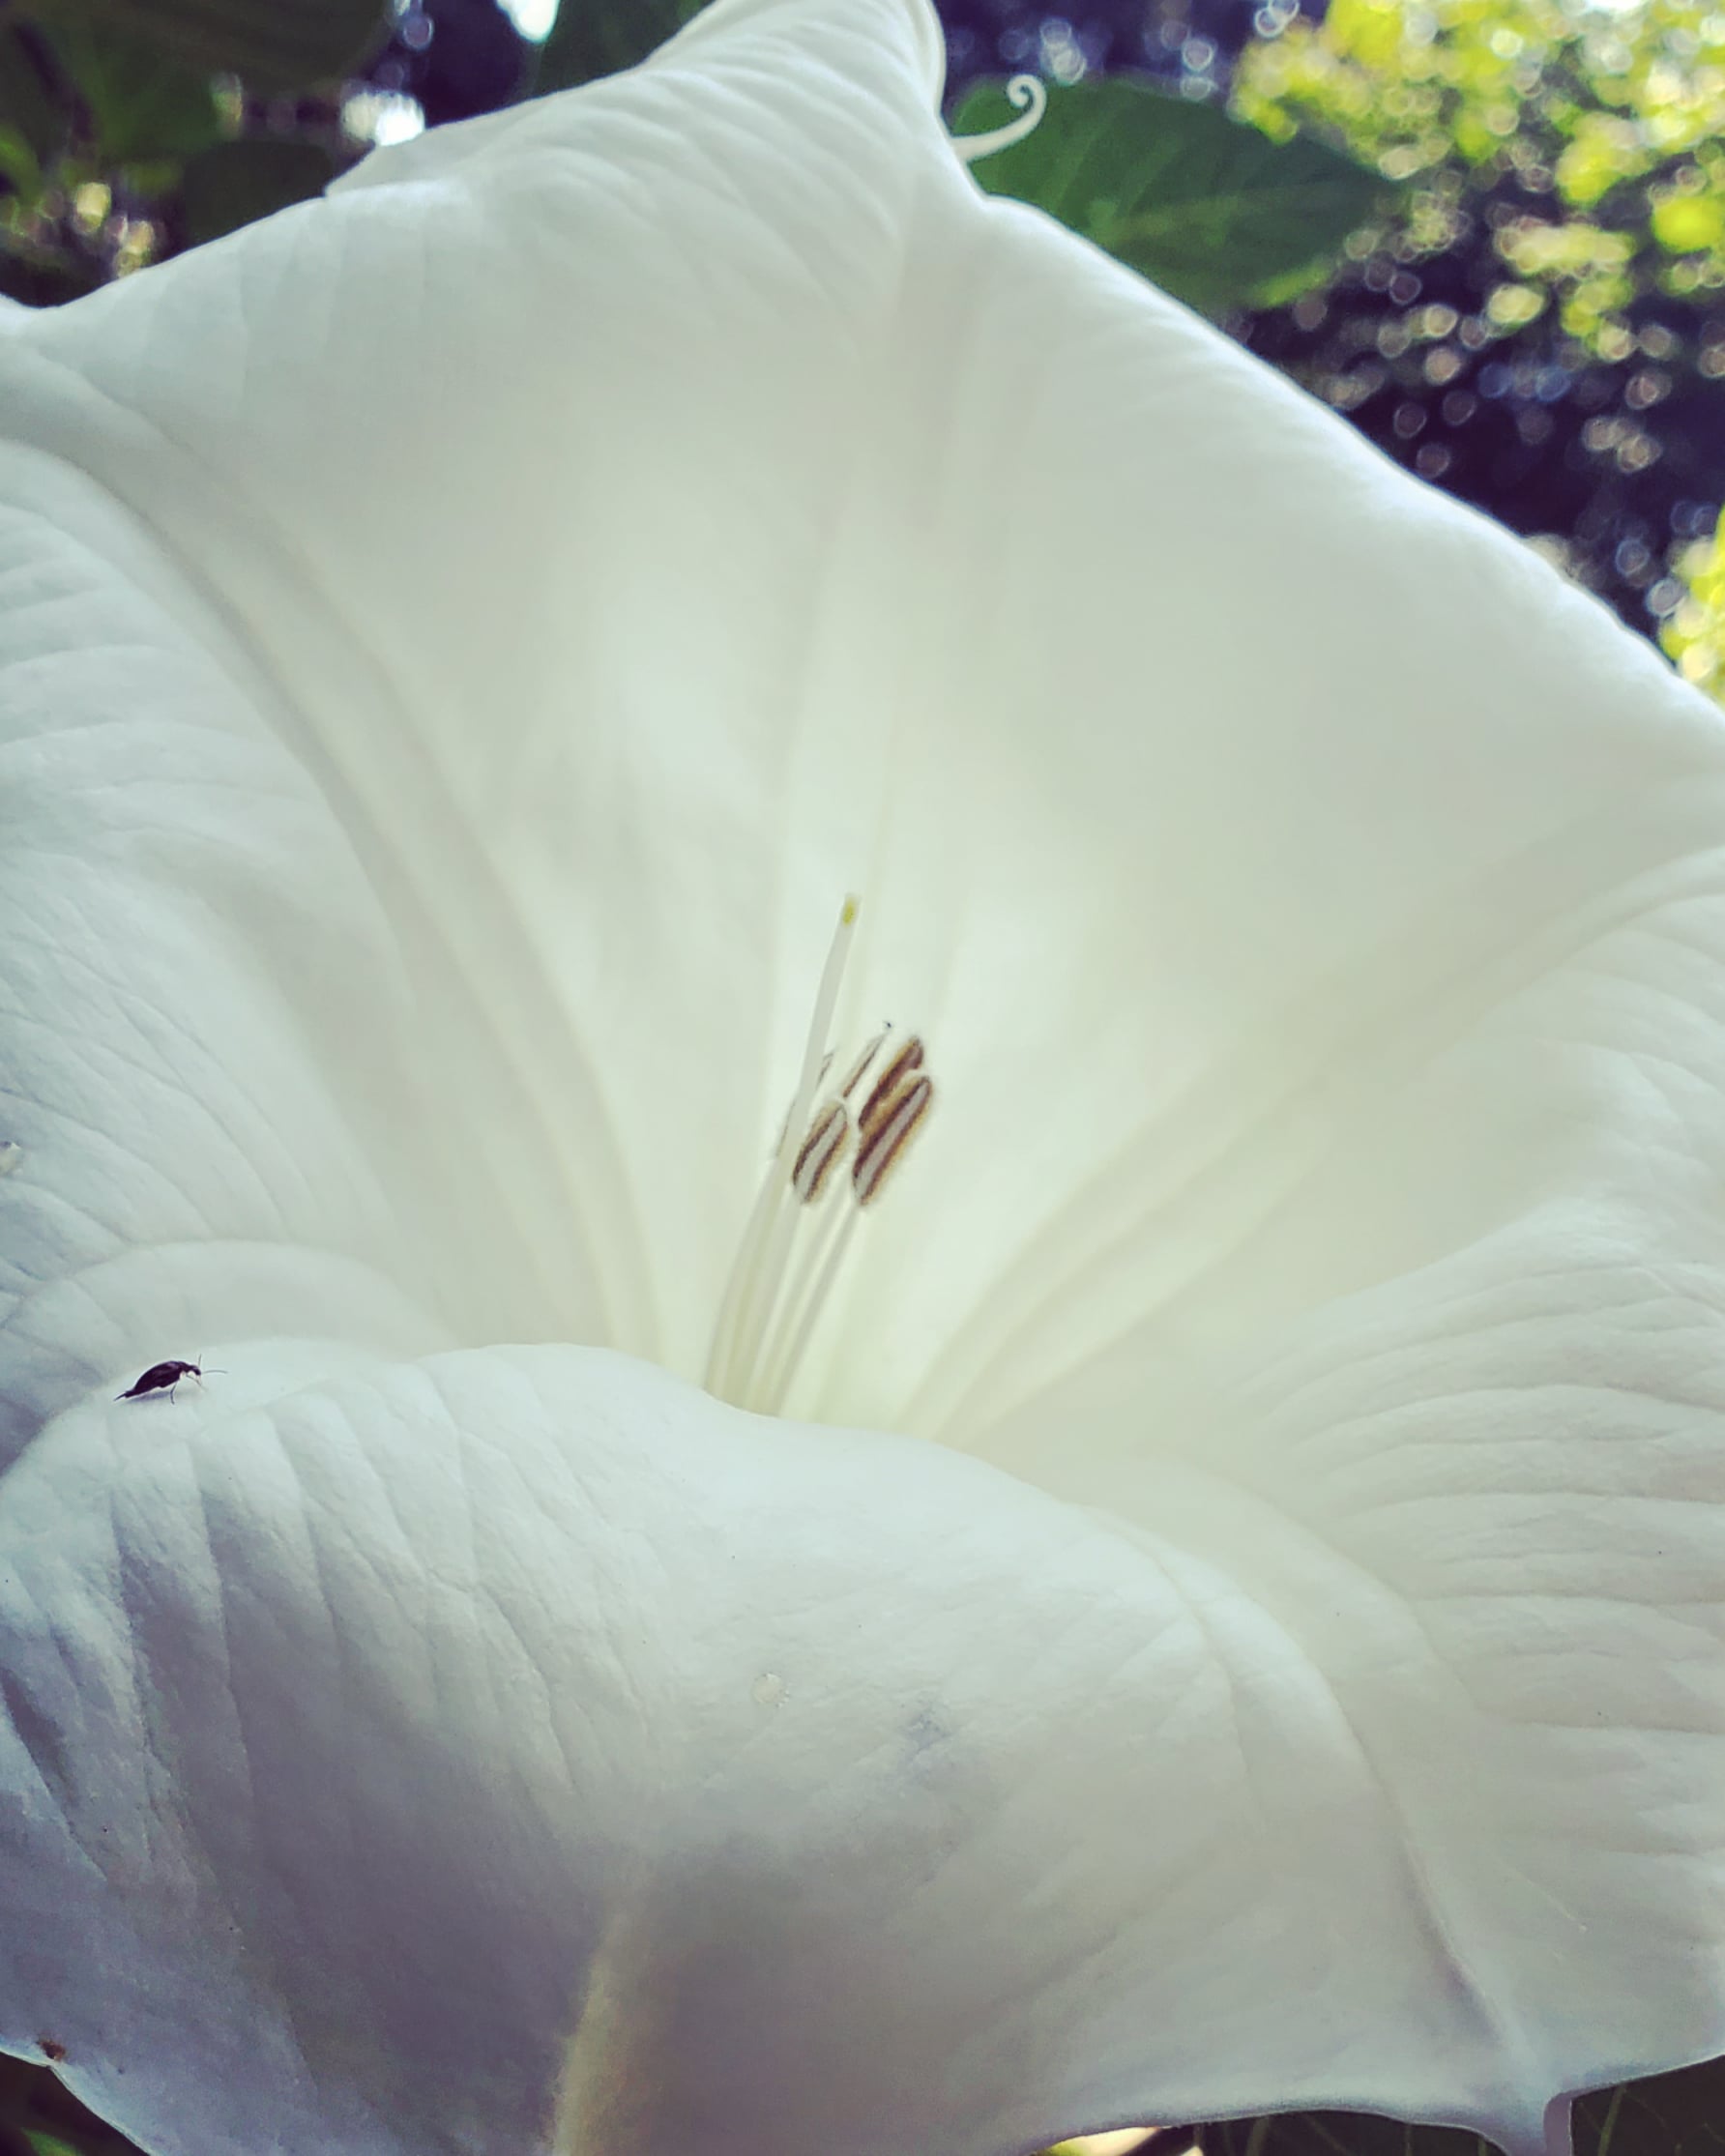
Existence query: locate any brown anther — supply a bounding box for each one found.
[792,1099,850,1204]
[858,1035,925,1143]
[838,1028,891,1099]
[774,1051,834,1156]
[853,1074,933,1207]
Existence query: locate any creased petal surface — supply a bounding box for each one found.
[0,1348,1601,2156]
[1,0,1723,2149]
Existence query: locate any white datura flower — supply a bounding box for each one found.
[2,0,1724,2152]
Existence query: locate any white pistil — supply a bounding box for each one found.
[704,899,937,1414]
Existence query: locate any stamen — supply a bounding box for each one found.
[756,1202,861,1415]
[775,1052,833,1155]
[837,1027,891,1099]
[858,1035,925,1143]
[854,1074,933,1207]
[703,896,859,1400]
[703,900,937,1413]
[792,1100,850,1204]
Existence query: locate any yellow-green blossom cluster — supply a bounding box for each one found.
[1234,0,1725,355]
[1662,509,1725,699]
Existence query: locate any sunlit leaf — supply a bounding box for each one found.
[1651,189,1725,258]
[1663,507,1725,703]
[951,75,1389,315]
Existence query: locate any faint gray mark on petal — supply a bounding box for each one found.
[902,1704,952,1763]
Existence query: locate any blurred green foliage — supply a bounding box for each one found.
[1224,0,1725,646]
[0,0,353,302]
[1235,0,1725,355]
[15,0,383,87]
[1663,502,1725,691]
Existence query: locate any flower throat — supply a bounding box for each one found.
[703,897,934,1415]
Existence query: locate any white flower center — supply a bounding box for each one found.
[703,896,935,1414]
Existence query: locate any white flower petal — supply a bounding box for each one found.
[1,0,1723,2146]
[0,445,602,1447]
[8,0,1719,1418]
[0,1347,1588,2156]
[2,0,961,1391]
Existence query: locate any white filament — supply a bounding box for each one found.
[703,902,936,1415]
[704,897,859,1405]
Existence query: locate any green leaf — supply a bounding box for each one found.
[951,75,1389,316]
[36,18,219,160]
[14,0,385,93]
[529,0,707,94]
[0,121,41,193]
[0,24,65,162]
[0,2057,149,2155]
[180,135,338,243]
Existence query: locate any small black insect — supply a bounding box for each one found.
[116,1357,210,1403]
